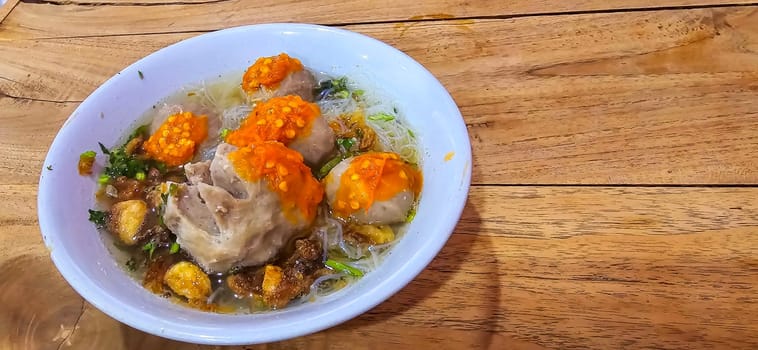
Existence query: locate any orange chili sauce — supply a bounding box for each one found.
[332,152,422,218]
[143,112,208,166]
[242,53,303,92]
[228,141,323,222]
[226,95,320,148]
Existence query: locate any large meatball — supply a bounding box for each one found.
[163,142,323,273]
[324,152,422,225]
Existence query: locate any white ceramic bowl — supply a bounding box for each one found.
[38,23,471,345]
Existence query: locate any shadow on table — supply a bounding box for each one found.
[335,197,502,348]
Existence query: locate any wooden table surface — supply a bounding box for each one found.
[2,1,757,349]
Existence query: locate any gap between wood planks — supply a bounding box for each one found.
[4,1,758,39]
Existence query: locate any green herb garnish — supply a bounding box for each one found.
[138,71,144,80]
[169,242,180,254]
[135,171,146,181]
[316,77,350,99]
[368,113,395,122]
[317,154,348,179]
[406,207,417,223]
[80,150,96,159]
[220,128,231,140]
[325,259,364,277]
[336,138,355,152]
[97,140,162,180]
[142,242,156,260]
[129,124,149,140]
[46,165,53,171]
[125,258,137,272]
[88,209,108,228]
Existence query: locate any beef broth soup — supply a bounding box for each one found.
[81,53,422,313]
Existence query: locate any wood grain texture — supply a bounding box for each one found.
[3,1,758,349]
[1,186,756,349]
[3,8,758,184]
[0,0,20,23]
[1,0,756,39]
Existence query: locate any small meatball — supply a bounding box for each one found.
[275,69,316,102]
[288,115,336,166]
[108,199,148,245]
[163,261,212,300]
[242,53,303,92]
[226,95,335,166]
[324,152,422,225]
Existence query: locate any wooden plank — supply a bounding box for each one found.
[0,0,20,23]
[2,186,757,349]
[1,1,756,40]
[3,8,758,184]
[0,98,73,185]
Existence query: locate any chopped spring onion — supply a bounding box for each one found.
[325,259,364,277]
[220,128,231,140]
[142,242,156,259]
[406,207,417,223]
[317,155,347,179]
[135,171,146,181]
[169,242,180,254]
[98,174,110,184]
[336,138,355,152]
[368,113,395,122]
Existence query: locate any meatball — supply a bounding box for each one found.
[226,95,335,166]
[324,152,422,225]
[163,142,324,273]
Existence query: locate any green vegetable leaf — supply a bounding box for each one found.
[88,209,108,228]
[325,259,364,277]
[316,77,351,100]
[125,258,137,272]
[368,113,395,122]
[168,183,179,196]
[142,242,156,260]
[405,207,417,223]
[169,242,180,254]
[98,142,111,155]
[98,138,163,180]
[128,125,149,140]
[336,138,356,152]
[98,174,110,184]
[317,154,348,179]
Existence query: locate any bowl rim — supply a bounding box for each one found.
[38,22,472,345]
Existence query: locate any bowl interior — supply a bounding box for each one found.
[38,23,471,345]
